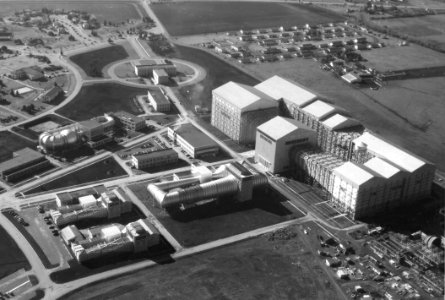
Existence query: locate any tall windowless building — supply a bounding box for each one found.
[211,81,278,144]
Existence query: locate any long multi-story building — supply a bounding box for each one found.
[211,81,278,144]
[78,114,115,149]
[132,149,178,170]
[132,59,176,77]
[111,111,146,132]
[255,116,316,173]
[61,218,160,263]
[50,187,132,227]
[147,88,170,112]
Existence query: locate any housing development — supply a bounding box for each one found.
[0,0,443,300]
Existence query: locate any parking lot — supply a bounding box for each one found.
[6,204,73,270]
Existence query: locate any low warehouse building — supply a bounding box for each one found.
[0,148,52,182]
[133,59,176,78]
[40,86,64,103]
[168,123,219,158]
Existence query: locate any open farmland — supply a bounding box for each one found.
[0,1,144,22]
[62,225,344,300]
[377,14,445,52]
[151,2,344,36]
[56,83,146,120]
[360,43,445,72]
[0,131,36,163]
[70,45,129,78]
[0,225,30,279]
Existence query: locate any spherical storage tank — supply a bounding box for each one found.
[39,125,84,153]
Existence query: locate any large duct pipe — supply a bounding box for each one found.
[148,172,267,209]
[160,176,240,208]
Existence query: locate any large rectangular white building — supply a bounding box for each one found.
[168,123,219,158]
[352,132,435,204]
[254,75,317,117]
[255,116,316,173]
[211,81,278,144]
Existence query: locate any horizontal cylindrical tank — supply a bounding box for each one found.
[39,125,84,153]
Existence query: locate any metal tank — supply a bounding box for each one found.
[39,124,84,153]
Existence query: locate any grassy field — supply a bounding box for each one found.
[151,2,343,36]
[0,225,30,279]
[70,45,129,78]
[129,182,304,247]
[56,83,146,120]
[377,14,445,51]
[242,55,445,171]
[0,131,37,163]
[24,157,127,195]
[164,44,259,111]
[62,225,344,300]
[360,44,445,72]
[0,1,143,22]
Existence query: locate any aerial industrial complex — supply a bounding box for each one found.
[210,75,436,220]
[0,1,443,299]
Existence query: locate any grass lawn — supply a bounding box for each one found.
[0,1,143,22]
[377,14,445,51]
[0,131,37,163]
[164,44,259,111]
[0,225,30,279]
[61,224,344,300]
[129,182,304,247]
[56,83,146,121]
[24,157,127,195]
[360,44,445,72]
[151,2,343,36]
[70,45,129,78]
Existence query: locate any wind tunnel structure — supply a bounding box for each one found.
[147,162,268,209]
